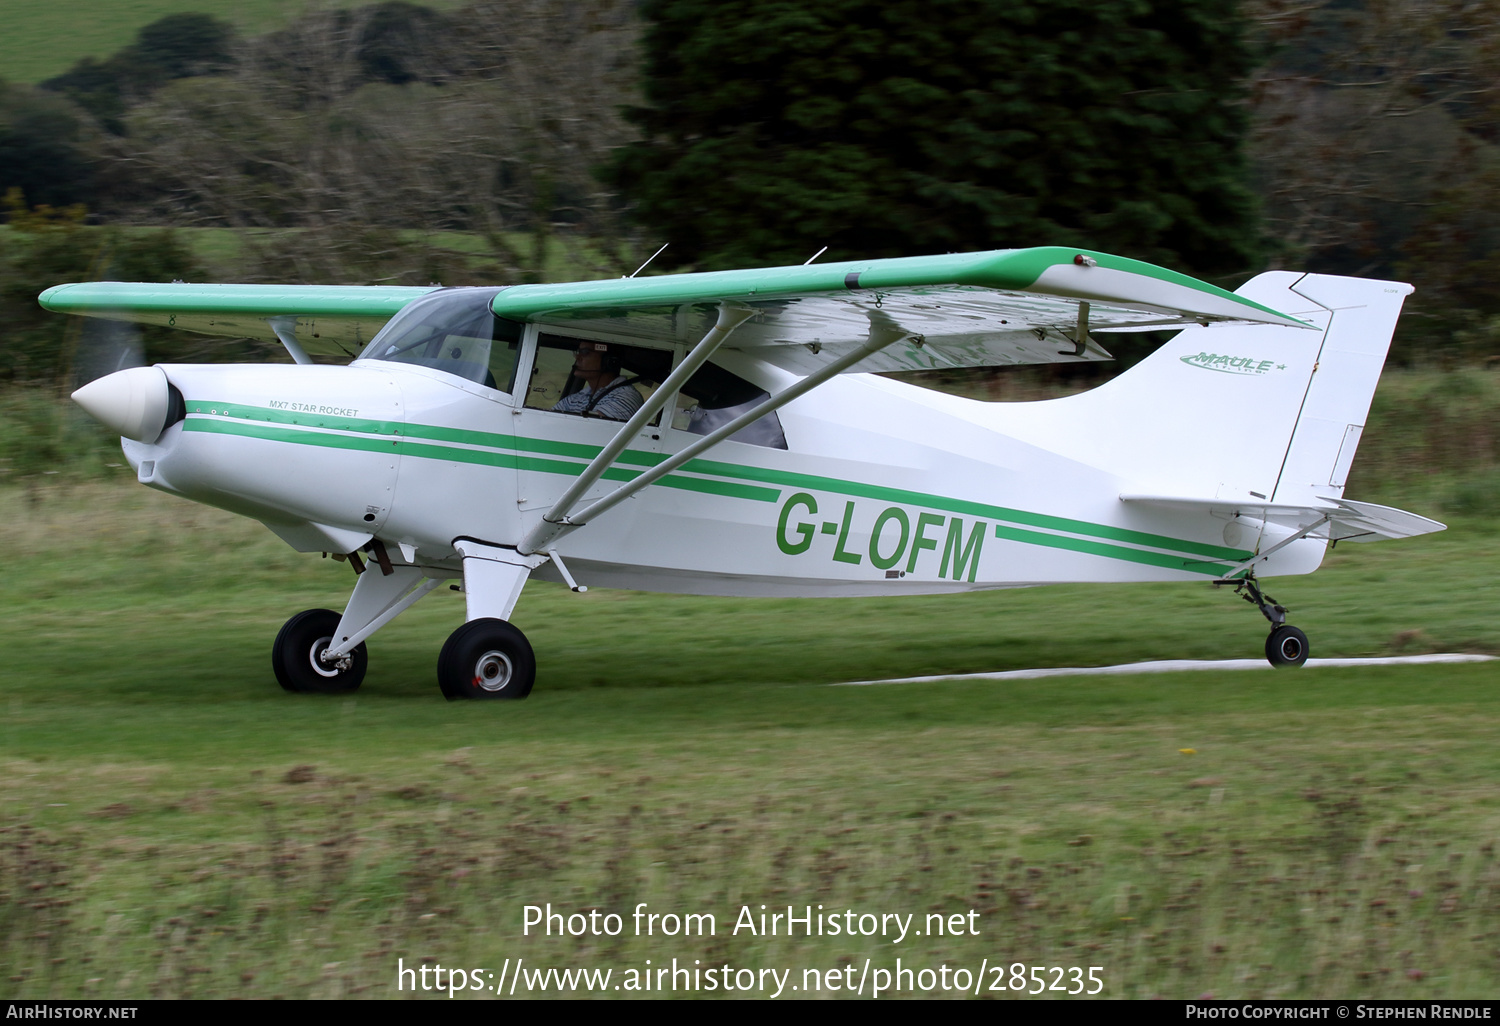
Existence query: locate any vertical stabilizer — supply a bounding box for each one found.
[1269,275,1412,505]
[980,271,1410,510]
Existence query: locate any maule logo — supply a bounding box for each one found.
[1181,352,1286,375]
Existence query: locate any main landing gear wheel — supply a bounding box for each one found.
[1266,625,1310,668]
[437,618,536,700]
[272,608,367,693]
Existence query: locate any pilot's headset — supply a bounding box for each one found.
[596,345,623,374]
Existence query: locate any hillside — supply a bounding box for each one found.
[2,0,457,84]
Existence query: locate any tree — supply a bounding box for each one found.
[355,1,455,85]
[0,191,208,385]
[115,1,641,284]
[608,0,1261,275]
[133,13,237,81]
[41,13,236,133]
[1243,0,1500,361]
[0,81,98,208]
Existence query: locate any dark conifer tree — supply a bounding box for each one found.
[608,0,1260,275]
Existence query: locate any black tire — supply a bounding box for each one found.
[272,609,367,693]
[437,618,535,700]
[1265,625,1309,668]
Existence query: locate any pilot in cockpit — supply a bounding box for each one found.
[551,342,645,421]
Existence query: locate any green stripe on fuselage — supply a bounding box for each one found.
[991,524,1236,576]
[189,401,665,466]
[183,402,1253,567]
[181,416,776,502]
[682,459,1250,562]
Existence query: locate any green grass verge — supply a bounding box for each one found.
[2,483,1498,999]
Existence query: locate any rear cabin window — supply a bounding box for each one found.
[673,362,787,450]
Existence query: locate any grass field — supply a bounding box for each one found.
[6,0,326,85]
[2,0,464,85]
[3,480,1498,1000]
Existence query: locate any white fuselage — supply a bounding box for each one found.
[122,345,1323,599]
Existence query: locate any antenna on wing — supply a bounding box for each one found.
[626,243,669,279]
[803,246,828,265]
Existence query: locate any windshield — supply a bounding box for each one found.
[360,288,522,392]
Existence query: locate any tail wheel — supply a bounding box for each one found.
[1265,625,1309,668]
[437,618,536,700]
[272,608,367,693]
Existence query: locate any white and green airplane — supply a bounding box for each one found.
[44,247,1443,699]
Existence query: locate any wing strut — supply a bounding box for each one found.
[519,301,756,554]
[518,311,920,555]
[1059,302,1090,357]
[269,316,313,365]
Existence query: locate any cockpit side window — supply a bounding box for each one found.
[361,289,522,394]
[524,334,675,423]
[672,362,788,450]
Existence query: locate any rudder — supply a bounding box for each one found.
[1267,274,1412,505]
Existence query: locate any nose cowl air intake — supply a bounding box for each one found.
[72,366,174,443]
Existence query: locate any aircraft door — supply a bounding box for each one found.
[514,333,674,514]
[374,298,527,550]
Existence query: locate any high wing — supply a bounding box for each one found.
[493,246,1316,374]
[38,282,439,360]
[40,247,1311,373]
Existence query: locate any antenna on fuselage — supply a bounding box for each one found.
[803,246,828,265]
[626,243,669,278]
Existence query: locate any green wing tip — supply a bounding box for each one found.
[38,284,73,310]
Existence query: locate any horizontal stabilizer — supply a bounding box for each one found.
[1120,494,1446,543]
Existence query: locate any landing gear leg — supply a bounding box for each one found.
[275,564,443,695]
[439,539,548,700]
[1215,574,1309,668]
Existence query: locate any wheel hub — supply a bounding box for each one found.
[312,637,352,676]
[473,649,514,692]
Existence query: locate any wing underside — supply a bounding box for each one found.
[525,286,1148,373]
[498,246,1315,374]
[38,282,438,360]
[39,247,1313,372]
